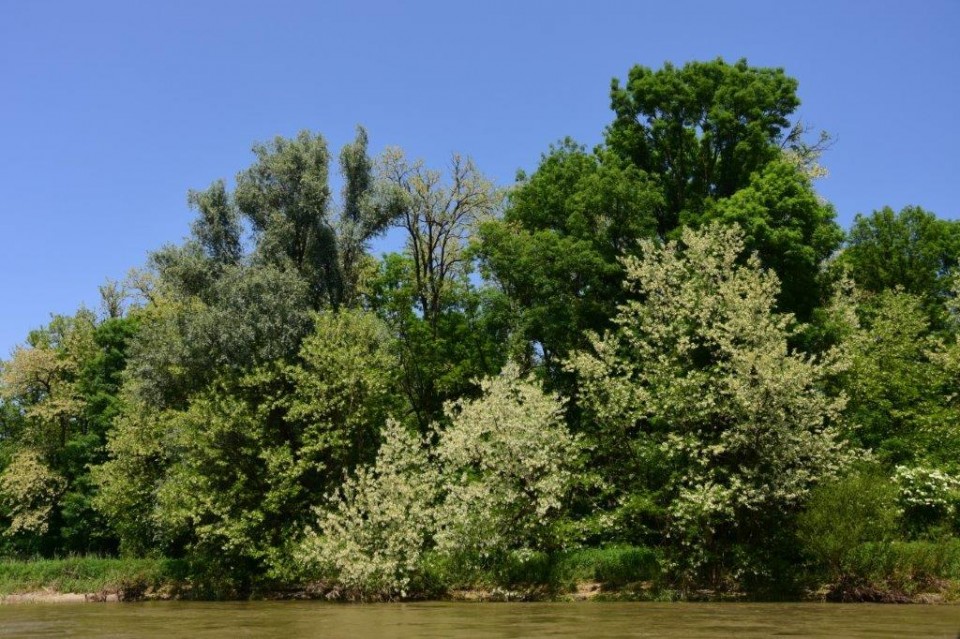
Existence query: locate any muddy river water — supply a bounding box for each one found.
[1,601,958,638]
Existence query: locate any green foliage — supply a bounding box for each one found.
[375,148,501,329]
[571,223,852,584]
[841,205,960,308]
[299,364,580,598]
[842,539,960,589]
[188,179,242,266]
[337,126,391,306]
[551,545,661,588]
[480,60,836,377]
[476,140,661,374]
[368,253,509,428]
[123,263,313,410]
[97,308,402,580]
[797,471,900,580]
[297,419,438,599]
[0,310,137,555]
[90,399,177,556]
[690,159,842,318]
[893,465,960,536]
[433,364,580,567]
[285,309,404,474]
[80,317,139,437]
[607,57,800,232]
[5,63,959,601]
[0,556,187,597]
[0,450,66,538]
[841,289,960,468]
[235,130,342,308]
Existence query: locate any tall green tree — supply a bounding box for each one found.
[689,159,842,318]
[607,57,801,234]
[367,253,509,429]
[477,140,661,375]
[337,126,379,306]
[365,149,507,427]
[841,290,958,468]
[376,148,501,331]
[235,130,342,308]
[480,59,839,377]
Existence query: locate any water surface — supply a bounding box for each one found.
[1,601,958,638]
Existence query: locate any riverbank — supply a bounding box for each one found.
[2,549,959,605]
[0,557,187,604]
[3,581,958,605]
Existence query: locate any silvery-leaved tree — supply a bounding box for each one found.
[569,223,853,587]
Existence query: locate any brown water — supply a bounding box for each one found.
[0,601,957,638]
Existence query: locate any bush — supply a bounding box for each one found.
[295,419,437,600]
[893,465,960,536]
[796,470,900,579]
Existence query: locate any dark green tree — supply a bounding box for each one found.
[689,159,843,318]
[476,140,661,376]
[841,206,960,308]
[367,253,509,429]
[0,310,139,555]
[607,57,800,234]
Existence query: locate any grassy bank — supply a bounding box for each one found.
[815,539,960,602]
[420,546,665,601]
[0,557,188,601]
[3,542,960,603]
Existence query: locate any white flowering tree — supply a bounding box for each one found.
[297,419,438,599]
[434,363,580,569]
[299,364,580,596]
[570,223,853,584]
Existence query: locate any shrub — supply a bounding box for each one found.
[796,470,900,580]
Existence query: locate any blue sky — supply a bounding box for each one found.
[1,0,958,355]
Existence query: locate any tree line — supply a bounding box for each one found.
[2,58,959,598]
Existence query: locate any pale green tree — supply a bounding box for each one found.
[188,179,243,266]
[235,130,341,307]
[336,126,394,306]
[376,148,501,331]
[0,450,66,537]
[299,364,579,596]
[842,289,958,468]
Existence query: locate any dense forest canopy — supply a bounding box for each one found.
[1,58,959,598]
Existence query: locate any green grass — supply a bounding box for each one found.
[844,539,960,587]
[0,556,188,597]
[422,545,663,595]
[553,545,661,587]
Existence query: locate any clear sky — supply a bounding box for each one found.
[1,0,958,355]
